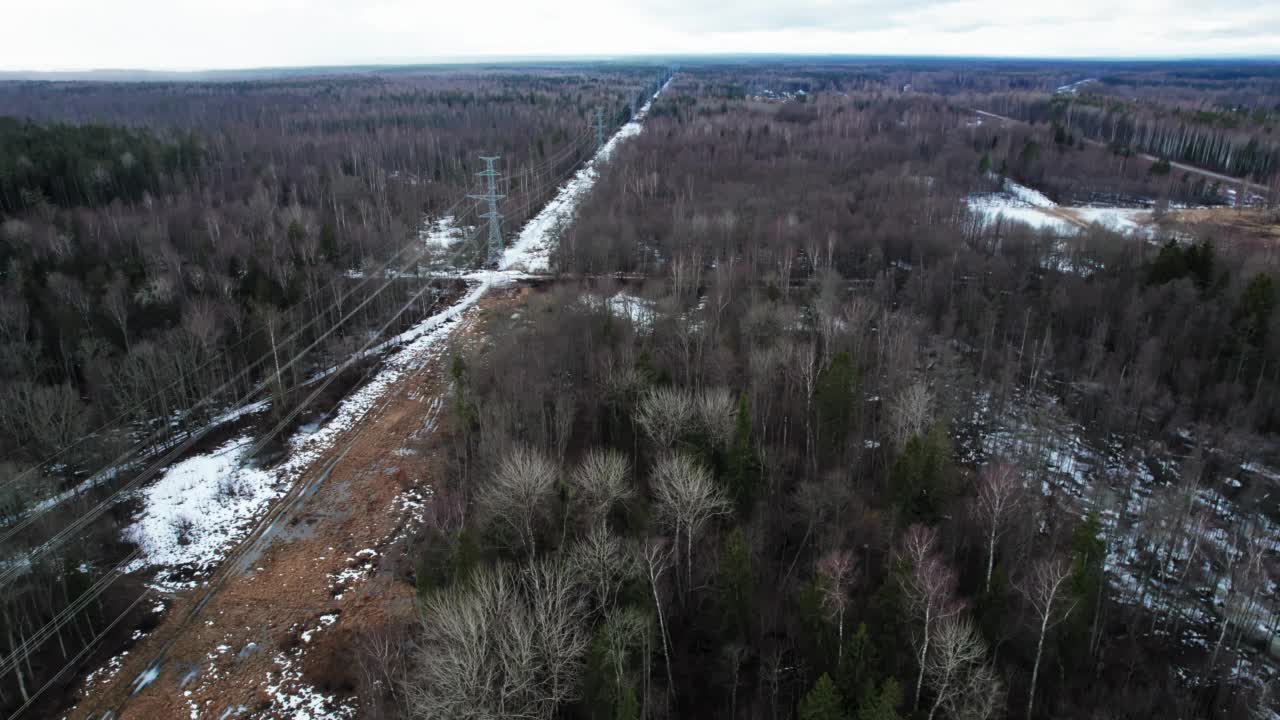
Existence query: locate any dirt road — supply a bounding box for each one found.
[970,109,1272,195]
[66,286,525,720]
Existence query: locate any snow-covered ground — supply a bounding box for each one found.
[1056,78,1098,95]
[968,177,1165,242]
[123,437,281,590]
[420,215,467,250]
[967,178,1079,235]
[967,194,1079,235]
[123,281,489,590]
[1069,206,1155,237]
[956,387,1280,691]
[580,292,656,331]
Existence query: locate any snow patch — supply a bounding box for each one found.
[123,437,283,590]
[265,653,356,719]
[967,195,1078,235]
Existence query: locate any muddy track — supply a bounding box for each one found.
[970,109,1272,195]
[66,286,525,720]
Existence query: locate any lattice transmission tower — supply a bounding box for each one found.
[468,155,505,267]
[592,107,607,151]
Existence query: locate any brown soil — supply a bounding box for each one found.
[66,285,527,720]
[1162,207,1280,244]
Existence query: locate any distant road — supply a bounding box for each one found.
[971,109,1272,195]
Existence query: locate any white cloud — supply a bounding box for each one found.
[3,0,1278,71]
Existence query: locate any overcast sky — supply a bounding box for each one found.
[6,0,1279,71]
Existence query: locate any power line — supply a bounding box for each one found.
[0,201,478,544]
[0,127,591,539]
[4,588,151,720]
[0,194,481,502]
[0,233,456,588]
[55,96,647,717]
[88,253,465,720]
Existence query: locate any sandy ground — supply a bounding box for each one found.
[1163,208,1280,243]
[66,287,525,720]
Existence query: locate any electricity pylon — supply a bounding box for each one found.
[468,155,504,267]
[592,108,606,151]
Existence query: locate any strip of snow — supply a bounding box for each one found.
[124,281,489,589]
[1055,78,1097,95]
[500,76,668,273]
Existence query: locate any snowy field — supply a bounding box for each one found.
[967,178,1078,235]
[967,178,1161,240]
[967,193,1079,235]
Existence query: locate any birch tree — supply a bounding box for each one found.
[889,381,934,449]
[816,548,857,662]
[899,525,964,711]
[1016,558,1077,720]
[640,537,677,698]
[973,461,1024,594]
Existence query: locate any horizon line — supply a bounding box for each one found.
[4,51,1280,79]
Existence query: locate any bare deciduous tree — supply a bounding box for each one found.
[477,445,559,554]
[356,623,409,719]
[406,560,588,720]
[817,548,857,661]
[899,525,964,711]
[600,606,649,703]
[973,461,1025,594]
[889,380,934,449]
[568,449,633,524]
[1016,558,1077,720]
[0,382,89,458]
[651,453,730,593]
[695,387,738,448]
[527,558,592,712]
[640,537,677,698]
[924,616,990,720]
[103,272,131,352]
[635,386,695,448]
[949,655,1006,720]
[569,524,639,614]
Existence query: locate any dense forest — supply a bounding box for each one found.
[0,59,1277,720]
[388,70,1280,720]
